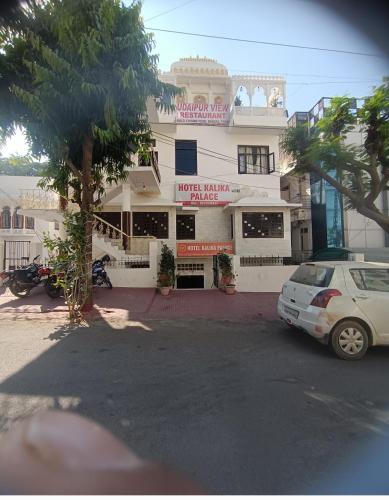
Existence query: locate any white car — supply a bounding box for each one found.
[277,261,389,360]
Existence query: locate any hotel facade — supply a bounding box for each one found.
[16,57,300,291]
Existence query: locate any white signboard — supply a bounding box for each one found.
[175,182,239,206]
[176,103,230,125]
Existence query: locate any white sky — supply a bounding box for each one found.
[0,128,30,157]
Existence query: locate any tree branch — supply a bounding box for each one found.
[308,163,359,205]
[65,157,82,181]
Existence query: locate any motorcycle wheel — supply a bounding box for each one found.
[105,277,113,289]
[46,283,62,299]
[9,281,31,298]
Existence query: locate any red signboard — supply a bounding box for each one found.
[177,242,233,257]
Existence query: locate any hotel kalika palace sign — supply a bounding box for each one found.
[176,103,230,125]
[177,242,234,257]
[175,182,239,206]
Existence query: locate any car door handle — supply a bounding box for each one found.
[355,295,369,300]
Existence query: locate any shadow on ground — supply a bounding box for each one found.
[0,315,389,494]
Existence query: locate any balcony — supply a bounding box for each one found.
[18,189,59,210]
[126,151,161,193]
[17,189,63,223]
[230,106,288,129]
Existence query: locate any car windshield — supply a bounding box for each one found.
[350,268,389,292]
[290,264,334,287]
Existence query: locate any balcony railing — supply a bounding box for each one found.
[18,189,59,210]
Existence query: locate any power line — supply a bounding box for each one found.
[153,131,282,177]
[145,27,383,58]
[157,161,283,194]
[144,0,198,22]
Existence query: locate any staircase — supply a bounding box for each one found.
[92,214,154,262]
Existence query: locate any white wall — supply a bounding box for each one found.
[233,207,291,257]
[153,124,282,201]
[233,255,298,292]
[344,205,385,249]
[108,240,159,287]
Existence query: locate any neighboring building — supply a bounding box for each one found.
[17,57,300,290]
[0,176,60,269]
[281,97,389,261]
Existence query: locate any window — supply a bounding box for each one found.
[238,146,270,174]
[13,208,24,229]
[25,217,35,230]
[175,140,197,175]
[54,221,60,230]
[133,212,168,239]
[0,206,11,229]
[176,214,195,240]
[242,212,284,238]
[177,263,204,271]
[350,269,389,293]
[290,264,334,287]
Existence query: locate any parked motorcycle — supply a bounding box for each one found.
[0,256,52,297]
[45,255,113,299]
[92,255,113,289]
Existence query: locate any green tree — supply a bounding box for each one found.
[0,0,180,308]
[0,154,48,176]
[281,79,389,234]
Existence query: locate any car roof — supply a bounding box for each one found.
[303,261,389,269]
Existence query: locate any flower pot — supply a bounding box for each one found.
[225,284,236,295]
[219,274,233,287]
[160,286,171,296]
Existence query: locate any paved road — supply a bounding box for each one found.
[0,317,388,494]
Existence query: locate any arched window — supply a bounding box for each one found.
[13,207,24,229]
[234,86,250,107]
[252,86,267,107]
[0,206,11,229]
[193,95,207,104]
[214,95,224,105]
[25,217,35,230]
[268,87,283,107]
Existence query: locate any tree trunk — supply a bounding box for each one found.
[81,133,94,311]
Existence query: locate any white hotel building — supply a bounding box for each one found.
[18,57,300,291]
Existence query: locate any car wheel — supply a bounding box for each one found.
[331,320,369,360]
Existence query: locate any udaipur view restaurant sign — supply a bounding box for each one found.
[176,103,230,125]
[176,182,238,206]
[177,242,234,257]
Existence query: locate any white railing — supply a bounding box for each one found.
[233,106,286,117]
[18,189,59,210]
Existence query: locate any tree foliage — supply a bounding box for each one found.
[281,79,389,234]
[0,0,181,307]
[0,154,48,176]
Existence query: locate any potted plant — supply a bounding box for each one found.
[217,252,236,293]
[158,243,175,296]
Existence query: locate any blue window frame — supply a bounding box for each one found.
[175,140,197,175]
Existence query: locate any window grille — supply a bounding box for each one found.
[133,212,168,239]
[176,214,195,240]
[242,212,284,238]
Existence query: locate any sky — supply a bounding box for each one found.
[1,0,388,158]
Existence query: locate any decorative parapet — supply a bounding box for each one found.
[18,189,59,210]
